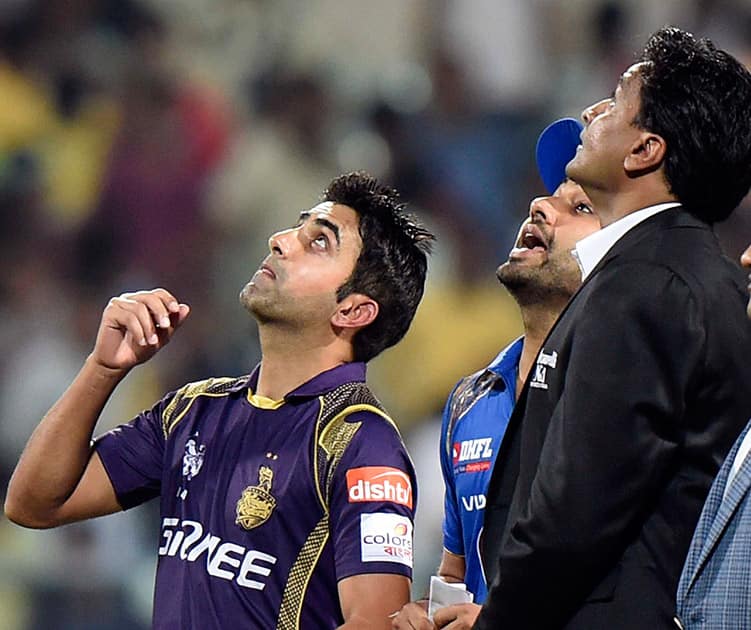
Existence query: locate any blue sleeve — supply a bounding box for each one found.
[327,411,417,582]
[94,393,172,509]
[441,384,464,556]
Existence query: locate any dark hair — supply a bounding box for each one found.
[323,171,434,363]
[633,26,751,223]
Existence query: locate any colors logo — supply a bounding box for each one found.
[359,513,413,568]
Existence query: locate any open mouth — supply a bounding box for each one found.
[518,224,548,252]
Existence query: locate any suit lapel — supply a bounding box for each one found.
[685,422,751,591]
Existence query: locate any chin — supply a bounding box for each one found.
[565,155,583,182]
[497,263,536,288]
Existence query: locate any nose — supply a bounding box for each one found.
[268,227,294,256]
[581,98,610,125]
[529,196,558,226]
[741,243,751,268]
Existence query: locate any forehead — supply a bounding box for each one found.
[304,201,362,247]
[554,179,588,198]
[306,202,359,226]
[617,62,648,94]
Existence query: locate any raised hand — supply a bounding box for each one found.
[90,288,190,371]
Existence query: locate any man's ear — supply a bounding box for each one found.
[624,131,666,175]
[331,294,379,330]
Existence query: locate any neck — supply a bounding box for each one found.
[584,180,677,228]
[255,324,352,400]
[516,301,566,399]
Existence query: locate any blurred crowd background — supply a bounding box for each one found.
[1,1,750,627]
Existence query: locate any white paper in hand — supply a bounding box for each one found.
[428,575,474,620]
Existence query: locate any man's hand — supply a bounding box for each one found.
[4,289,187,528]
[432,603,481,629]
[391,601,481,630]
[391,601,434,630]
[91,289,190,372]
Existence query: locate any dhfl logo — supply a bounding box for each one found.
[453,438,493,464]
[346,467,413,508]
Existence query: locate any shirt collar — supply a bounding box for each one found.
[486,336,523,392]
[574,202,681,280]
[246,362,367,401]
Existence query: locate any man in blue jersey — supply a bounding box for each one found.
[5,172,434,629]
[392,120,601,630]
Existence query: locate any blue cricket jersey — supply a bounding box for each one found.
[440,338,522,603]
[95,362,416,629]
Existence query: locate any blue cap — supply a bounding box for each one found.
[535,117,584,195]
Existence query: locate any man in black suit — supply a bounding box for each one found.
[475,26,751,630]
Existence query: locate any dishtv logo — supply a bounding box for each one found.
[346,467,413,509]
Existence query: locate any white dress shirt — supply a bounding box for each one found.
[725,428,751,499]
[573,202,681,280]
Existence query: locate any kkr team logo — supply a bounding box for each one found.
[182,437,206,481]
[236,465,277,530]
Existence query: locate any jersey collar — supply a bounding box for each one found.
[245,362,367,401]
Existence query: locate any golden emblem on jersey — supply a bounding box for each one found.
[236,465,277,530]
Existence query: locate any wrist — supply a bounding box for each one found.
[83,354,131,383]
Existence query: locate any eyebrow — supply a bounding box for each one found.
[298,211,341,248]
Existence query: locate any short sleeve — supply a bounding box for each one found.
[327,411,417,581]
[440,390,463,556]
[94,394,171,509]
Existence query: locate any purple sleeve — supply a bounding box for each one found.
[328,411,417,582]
[94,396,170,510]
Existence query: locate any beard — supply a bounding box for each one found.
[496,252,582,307]
[239,280,335,331]
[239,282,283,324]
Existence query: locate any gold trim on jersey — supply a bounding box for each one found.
[161,377,242,438]
[247,393,285,410]
[319,404,397,446]
[312,396,327,513]
[276,516,330,630]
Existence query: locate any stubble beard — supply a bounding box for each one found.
[239,282,335,333]
[240,282,281,324]
[497,254,581,308]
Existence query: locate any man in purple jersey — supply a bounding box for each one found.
[5,172,434,629]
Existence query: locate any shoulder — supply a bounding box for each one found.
[162,375,248,438]
[320,381,393,428]
[584,243,745,329]
[449,369,497,421]
[600,213,741,296]
[581,259,697,315]
[317,381,404,455]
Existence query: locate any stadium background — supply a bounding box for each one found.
[0,1,749,627]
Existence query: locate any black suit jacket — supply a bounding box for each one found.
[475,207,751,629]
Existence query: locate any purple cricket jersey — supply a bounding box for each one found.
[95,362,416,629]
